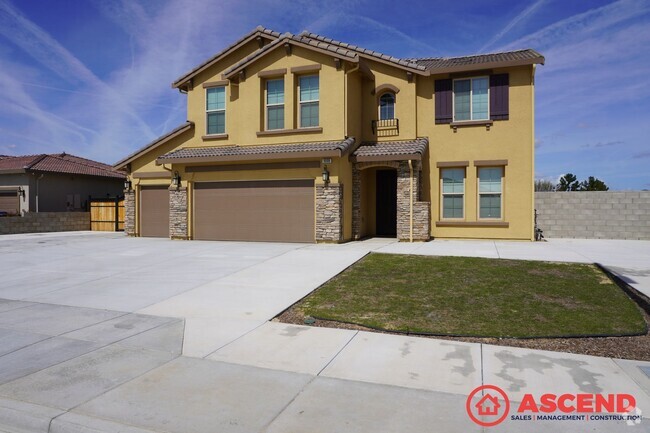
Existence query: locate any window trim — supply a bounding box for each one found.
[378,92,396,121]
[205,86,226,135]
[477,166,504,220]
[452,76,490,122]
[440,167,466,220]
[266,78,285,131]
[298,74,319,129]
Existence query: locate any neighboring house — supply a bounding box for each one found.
[115,27,544,242]
[0,153,125,215]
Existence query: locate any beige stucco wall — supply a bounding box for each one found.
[417,65,535,240]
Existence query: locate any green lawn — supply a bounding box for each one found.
[297,253,646,338]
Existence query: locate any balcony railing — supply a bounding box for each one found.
[371,118,399,137]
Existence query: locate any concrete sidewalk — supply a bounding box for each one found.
[0,232,649,432]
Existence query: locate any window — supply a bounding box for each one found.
[266,79,284,130]
[299,75,319,127]
[453,77,488,121]
[478,167,503,219]
[441,168,465,218]
[379,93,395,120]
[206,86,226,134]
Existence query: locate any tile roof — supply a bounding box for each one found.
[408,49,544,72]
[297,31,428,72]
[0,153,125,178]
[222,33,359,78]
[353,138,429,161]
[175,27,544,87]
[173,26,281,88]
[157,137,356,163]
[0,155,44,171]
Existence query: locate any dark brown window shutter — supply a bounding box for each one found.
[490,74,509,120]
[435,79,452,124]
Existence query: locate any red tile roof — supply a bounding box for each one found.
[0,153,125,179]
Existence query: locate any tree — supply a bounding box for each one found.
[557,173,580,191]
[579,176,609,191]
[535,179,555,191]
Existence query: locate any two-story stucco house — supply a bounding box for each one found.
[114,27,544,243]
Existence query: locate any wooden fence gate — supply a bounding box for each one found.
[90,197,124,231]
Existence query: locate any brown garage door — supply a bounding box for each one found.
[140,185,169,237]
[194,179,314,242]
[0,190,19,215]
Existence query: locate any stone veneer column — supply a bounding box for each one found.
[316,183,343,242]
[397,161,429,241]
[124,189,135,236]
[169,186,188,240]
[351,165,361,240]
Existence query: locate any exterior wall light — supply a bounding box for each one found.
[322,166,330,184]
[124,179,132,191]
[17,187,25,198]
[172,171,181,187]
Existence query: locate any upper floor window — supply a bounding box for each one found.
[206,86,226,134]
[478,167,503,219]
[299,75,319,127]
[453,77,488,121]
[379,93,395,120]
[441,168,465,219]
[266,79,284,130]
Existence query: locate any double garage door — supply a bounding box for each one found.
[139,180,315,242]
[194,179,314,243]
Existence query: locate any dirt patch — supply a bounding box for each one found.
[275,305,650,362]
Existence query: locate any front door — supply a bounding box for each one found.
[376,170,397,236]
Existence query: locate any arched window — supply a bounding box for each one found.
[379,93,395,120]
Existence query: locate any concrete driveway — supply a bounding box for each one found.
[0,232,649,433]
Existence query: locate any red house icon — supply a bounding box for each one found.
[476,394,501,416]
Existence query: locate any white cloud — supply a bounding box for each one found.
[479,0,547,52]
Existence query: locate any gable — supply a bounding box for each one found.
[172,26,280,91]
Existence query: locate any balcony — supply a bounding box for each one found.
[371,118,399,137]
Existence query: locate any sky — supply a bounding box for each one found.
[0,0,648,190]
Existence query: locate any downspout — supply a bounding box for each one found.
[408,160,413,243]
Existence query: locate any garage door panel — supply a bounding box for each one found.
[0,191,19,215]
[140,186,169,238]
[194,180,314,243]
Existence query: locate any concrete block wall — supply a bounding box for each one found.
[535,191,650,240]
[0,212,90,235]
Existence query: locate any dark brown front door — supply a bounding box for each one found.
[194,179,315,243]
[140,185,169,238]
[376,170,397,237]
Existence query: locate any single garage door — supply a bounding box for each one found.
[0,190,19,215]
[194,179,314,242]
[140,185,169,237]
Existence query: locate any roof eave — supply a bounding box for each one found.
[156,149,341,165]
[0,168,27,174]
[171,29,279,90]
[429,57,545,75]
[352,153,423,163]
[356,53,428,76]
